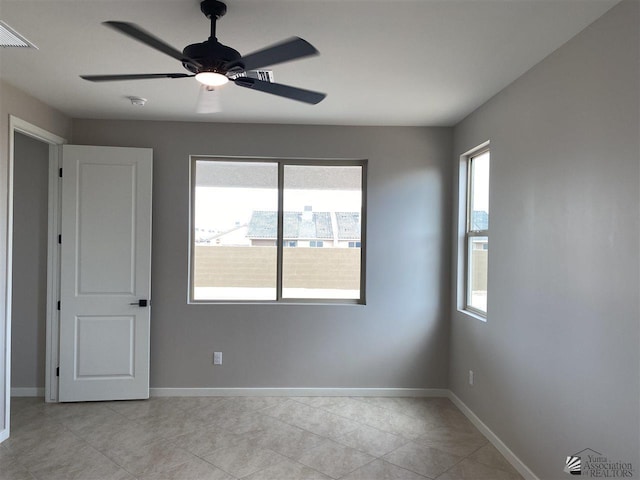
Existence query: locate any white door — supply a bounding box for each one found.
[58,145,152,402]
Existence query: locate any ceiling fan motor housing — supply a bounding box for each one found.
[182,40,243,74]
[200,0,227,19]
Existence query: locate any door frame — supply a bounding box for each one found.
[6,116,67,411]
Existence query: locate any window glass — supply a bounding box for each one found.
[193,161,277,300]
[192,159,366,303]
[282,165,362,300]
[469,150,490,231]
[467,236,488,312]
[465,149,490,316]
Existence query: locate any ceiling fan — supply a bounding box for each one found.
[80,0,326,109]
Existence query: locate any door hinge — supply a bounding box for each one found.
[59,168,63,178]
[57,301,60,311]
[56,367,59,377]
[58,234,61,244]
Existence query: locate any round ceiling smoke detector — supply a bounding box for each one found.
[127,96,147,106]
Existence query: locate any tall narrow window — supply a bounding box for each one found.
[191,158,366,303]
[466,148,490,315]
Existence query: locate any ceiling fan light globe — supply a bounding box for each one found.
[195,72,229,86]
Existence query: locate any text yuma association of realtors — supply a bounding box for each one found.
[582,453,634,478]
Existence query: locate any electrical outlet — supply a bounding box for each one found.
[468,370,474,386]
[213,352,222,365]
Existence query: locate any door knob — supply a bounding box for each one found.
[129,299,149,307]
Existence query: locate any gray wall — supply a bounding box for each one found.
[449,1,639,479]
[0,79,71,435]
[11,133,49,389]
[71,121,453,389]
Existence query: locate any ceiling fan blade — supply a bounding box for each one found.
[196,86,222,114]
[230,37,319,72]
[81,73,194,82]
[233,77,326,105]
[103,21,202,69]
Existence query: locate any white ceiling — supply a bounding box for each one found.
[0,0,618,126]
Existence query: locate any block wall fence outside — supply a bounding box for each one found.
[194,245,361,289]
[283,248,361,290]
[471,250,487,291]
[194,246,276,287]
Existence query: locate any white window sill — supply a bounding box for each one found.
[457,308,487,323]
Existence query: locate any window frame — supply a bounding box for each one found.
[462,144,490,319]
[188,156,367,305]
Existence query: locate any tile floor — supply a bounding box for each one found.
[1,396,524,480]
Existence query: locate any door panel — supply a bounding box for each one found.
[77,162,136,294]
[75,315,135,378]
[59,145,152,402]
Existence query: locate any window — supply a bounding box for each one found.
[191,158,366,303]
[465,147,490,316]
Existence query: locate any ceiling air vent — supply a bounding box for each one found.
[0,21,38,48]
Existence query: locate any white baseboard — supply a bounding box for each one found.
[11,387,44,397]
[448,391,539,480]
[150,387,449,397]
